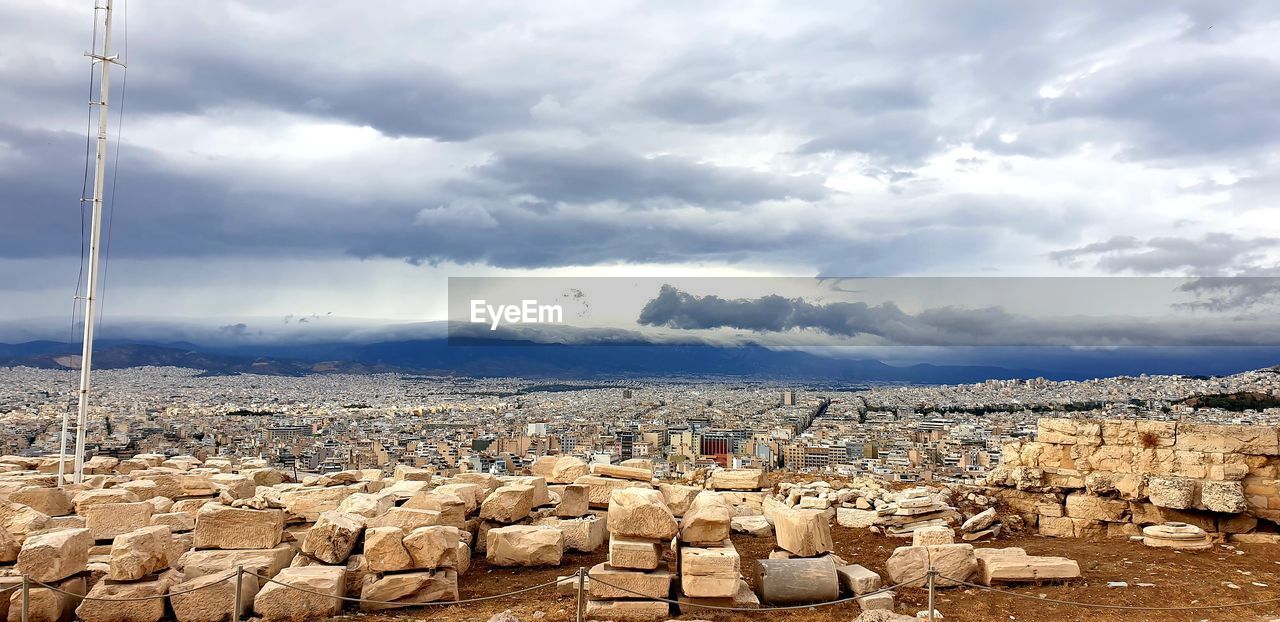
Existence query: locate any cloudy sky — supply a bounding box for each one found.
[3,1,1280,339]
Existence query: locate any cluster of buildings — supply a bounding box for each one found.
[2,364,1278,484]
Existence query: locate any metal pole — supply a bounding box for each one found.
[233,566,243,622]
[575,566,585,622]
[21,575,29,622]
[71,0,116,485]
[926,569,936,622]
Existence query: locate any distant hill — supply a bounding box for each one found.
[0,338,1043,383]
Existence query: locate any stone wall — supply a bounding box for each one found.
[987,418,1280,537]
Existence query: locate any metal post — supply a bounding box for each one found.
[575,566,586,622]
[21,575,29,622]
[926,568,936,622]
[233,566,243,622]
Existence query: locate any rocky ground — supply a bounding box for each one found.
[347,525,1280,622]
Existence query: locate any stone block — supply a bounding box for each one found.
[362,526,413,573]
[480,485,536,524]
[252,566,345,621]
[774,508,833,556]
[301,511,364,564]
[607,488,677,540]
[76,573,175,622]
[358,569,458,610]
[885,544,976,587]
[608,535,663,570]
[589,463,653,482]
[485,525,563,566]
[680,540,740,598]
[194,504,284,550]
[587,563,673,600]
[549,456,590,484]
[403,525,463,569]
[84,502,153,541]
[176,544,297,581]
[533,516,607,553]
[1148,476,1195,509]
[555,484,590,517]
[708,469,766,491]
[657,483,701,517]
[1064,493,1129,522]
[169,571,259,622]
[584,600,668,621]
[912,525,954,546]
[365,507,444,531]
[837,564,882,595]
[18,528,91,582]
[7,576,85,622]
[574,475,653,507]
[1198,480,1247,514]
[679,491,731,545]
[108,525,172,581]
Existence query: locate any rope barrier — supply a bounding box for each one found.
[247,569,567,608]
[31,571,236,601]
[585,572,917,612]
[938,574,1280,611]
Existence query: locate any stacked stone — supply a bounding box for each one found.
[585,485,676,621]
[476,470,566,567]
[77,525,178,622]
[958,507,1002,541]
[1140,521,1213,551]
[989,418,1279,538]
[757,501,841,606]
[10,527,92,622]
[674,491,757,613]
[872,487,960,538]
[974,547,1081,585]
[703,469,772,538]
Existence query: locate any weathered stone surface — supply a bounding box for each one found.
[432,483,483,512]
[574,475,653,507]
[1198,480,1247,513]
[584,600,667,621]
[506,476,551,507]
[976,548,1080,585]
[363,526,413,573]
[731,515,773,537]
[365,507,444,531]
[549,456,589,484]
[108,525,172,581]
[885,544,976,587]
[486,525,563,566]
[555,484,590,517]
[1148,476,1195,509]
[656,483,701,516]
[150,511,196,533]
[403,525,463,569]
[392,465,434,482]
[774,508,833,557]
[10,487,71,517]
[0,528,19,563]
[403,492,467,526]
[278,486,358,522]
[837,564,882,595]
[608,535,663,570]
[73,489,141,514]
[479,485,536,524]
[681,540,740,598]
[679,491,732,544]
[18,528,91,581]
[301,511,364,564]
[589,463,653,482]
[912,525,955,546]
[253,566,345,621]
[83,501,153,541]
[836,507,878,529]
[335,492,395,519]
[961,508,997,533]
[1064,493,1130,522]
[8,576,85,622]
[1141,522,1213,550]
[608,488,677,540]
[1176,423,1279,455]
[532,516,607,553]
[77,573,175,622]
[676,579,760,613]
[358,569,458,611]
[708,469,766,491]
[177,544,297,580]
[0,502,50,535]
[194,504,284,550]
[452,472,501,495]
[587,563,672,599]
[169,569,259,622]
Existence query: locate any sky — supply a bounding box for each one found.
[2,1,1280,344]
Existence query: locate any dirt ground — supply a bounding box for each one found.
[344,526,1280,622]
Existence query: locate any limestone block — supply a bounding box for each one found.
[837,564,882,595]
[252,566,345,621]
[657,483,701,517]
[549,456,589,484]
[169,571,259,622]
[403,525,462,569]
[708,469,766,491]
[9,487,72,517]
[574,475,653,507]
[73,489,141,514]
[608,535,663,570]
[680,540,740,598]
[0,502,50,535]
[885,543,976,587]
[358,569,458,610]
[1175,423,1279,455]
[584,600,667,621]
[479,485,536,524]
[555,484,590,517]
[836,507,878,529]
[774,508,833,556]
[485,525,563,566]
[76,573,175,622]
[301,511,364,564]
[1198,480,1247,514]
[403,492,467,526]
[589,463,653,482]
[365,507,444,531]
[679,491,732,545]
[432,483,483,512]
[532,516,607,553]
[7,576,85,622]
[108,525,172,581]
[177,544,297,580]
[363,526,413,573]
[607,488,677,540]
[1064,493,1129,522]
[587,563,672,600]
[335,492,395,519]
[911,525,954,546]
[193,504,284,550]
[17,528,91,581]
[731,515,773,537]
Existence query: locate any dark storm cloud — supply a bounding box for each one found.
[636,284,1280,346]
[1050,234,1280,275]
[467,145,829,206]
